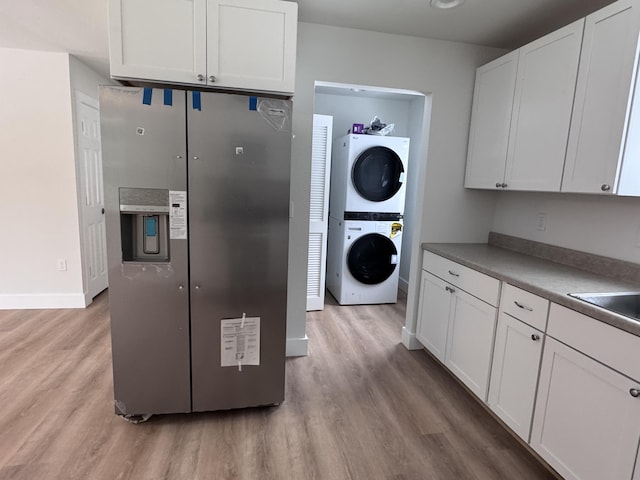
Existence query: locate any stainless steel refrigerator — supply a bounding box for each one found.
[99,86,291,418]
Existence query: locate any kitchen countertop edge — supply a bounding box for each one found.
[422,242,640,337]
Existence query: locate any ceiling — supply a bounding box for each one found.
[0,0,617,80]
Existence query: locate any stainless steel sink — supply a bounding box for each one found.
[569,292,640,321]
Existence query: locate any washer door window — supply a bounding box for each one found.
[352,146,404,202]
[347,233,398,285]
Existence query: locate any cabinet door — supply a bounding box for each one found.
[505,20,584,191]
[531,337,640,480]
[464,51,518,190]
[206,0,297,94]
[563,0,640,194]
[445,288,497,401]
[109,0,207,85]
[488,313,543,441]
[416,271,452,363]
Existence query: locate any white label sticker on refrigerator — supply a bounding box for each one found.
[221,317,260,367]
[169,190,187,239]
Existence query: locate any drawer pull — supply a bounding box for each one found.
[445,286,456,294]
[514,300,533,312]
[531,334,540,341]
[631,388,640,398]
[448,270,460,277]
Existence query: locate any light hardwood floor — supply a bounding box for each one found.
[0,291,556,480]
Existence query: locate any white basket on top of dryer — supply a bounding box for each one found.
[329,134,409,219]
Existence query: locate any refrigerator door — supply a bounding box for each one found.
[100,87,191,415]
[187,92,291,411]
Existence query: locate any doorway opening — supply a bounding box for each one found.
[307,80,432,311]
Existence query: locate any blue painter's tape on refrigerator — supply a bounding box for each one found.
[249,96,258,111]
[164,89,173,106]
[192,91,201,111]
[142,88,153,105]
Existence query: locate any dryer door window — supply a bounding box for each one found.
[352,146,404,202]
[347,233,397,285]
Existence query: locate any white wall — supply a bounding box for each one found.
[0,48,111,309]
[314,93,412,139]
[492,192,640,263]
[289,23,504,354]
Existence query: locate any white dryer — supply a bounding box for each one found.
[326,217,403,305]
[329,134,409,220]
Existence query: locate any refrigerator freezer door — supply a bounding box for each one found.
[100,87,191,415]
[187,92,291,411]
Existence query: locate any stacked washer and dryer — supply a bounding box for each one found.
[327,134,410,305]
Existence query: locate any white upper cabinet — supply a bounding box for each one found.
[464,51,518,189]
[109,0,207,85]
[505,20,584,191]
[206,0,297,93]
[465,20,584,191]
[563,0,640,195]
[109,0,297,94]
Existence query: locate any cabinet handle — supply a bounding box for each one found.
[448,270,460,277]
[531,334,540,341]
[601,184,611,192]
[501,183,508,188]
[196,74,205,82]
[209,75,217,82]
[514,300,533,312]
[178,285,184,290]
[631,388,640,398]
[445,286,456,293]
[496,182,502,188]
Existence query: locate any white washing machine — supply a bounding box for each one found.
[326,217,403,305]
[329,134,410,220]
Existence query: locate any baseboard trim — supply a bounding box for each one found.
[401,326,423,350]
[0,293,89,310]
[286,335,309,357]
[398,276,409,294]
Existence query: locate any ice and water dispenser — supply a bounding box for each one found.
[119,187,170,262]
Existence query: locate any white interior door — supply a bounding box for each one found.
[76,92,108,301]
[306,114,333,311]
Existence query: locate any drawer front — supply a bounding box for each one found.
[422,251,500,306]
[500,283,549,331]
[548,303,640,381]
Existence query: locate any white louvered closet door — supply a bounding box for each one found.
[306,114,333,311]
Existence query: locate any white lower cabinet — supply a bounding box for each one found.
[416,254,499,402]
[444,288,497,400]
[415,252,640,479]
[416,271,451,363]
[488,312,544,441]
[531,336,640,480]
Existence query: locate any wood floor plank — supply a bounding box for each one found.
[0,290,557,480]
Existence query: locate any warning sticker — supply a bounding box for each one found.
[169,190,187,239]
[221,317,260,368]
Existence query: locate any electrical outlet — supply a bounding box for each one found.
[57,258,67,271]
[536,213,547,231]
